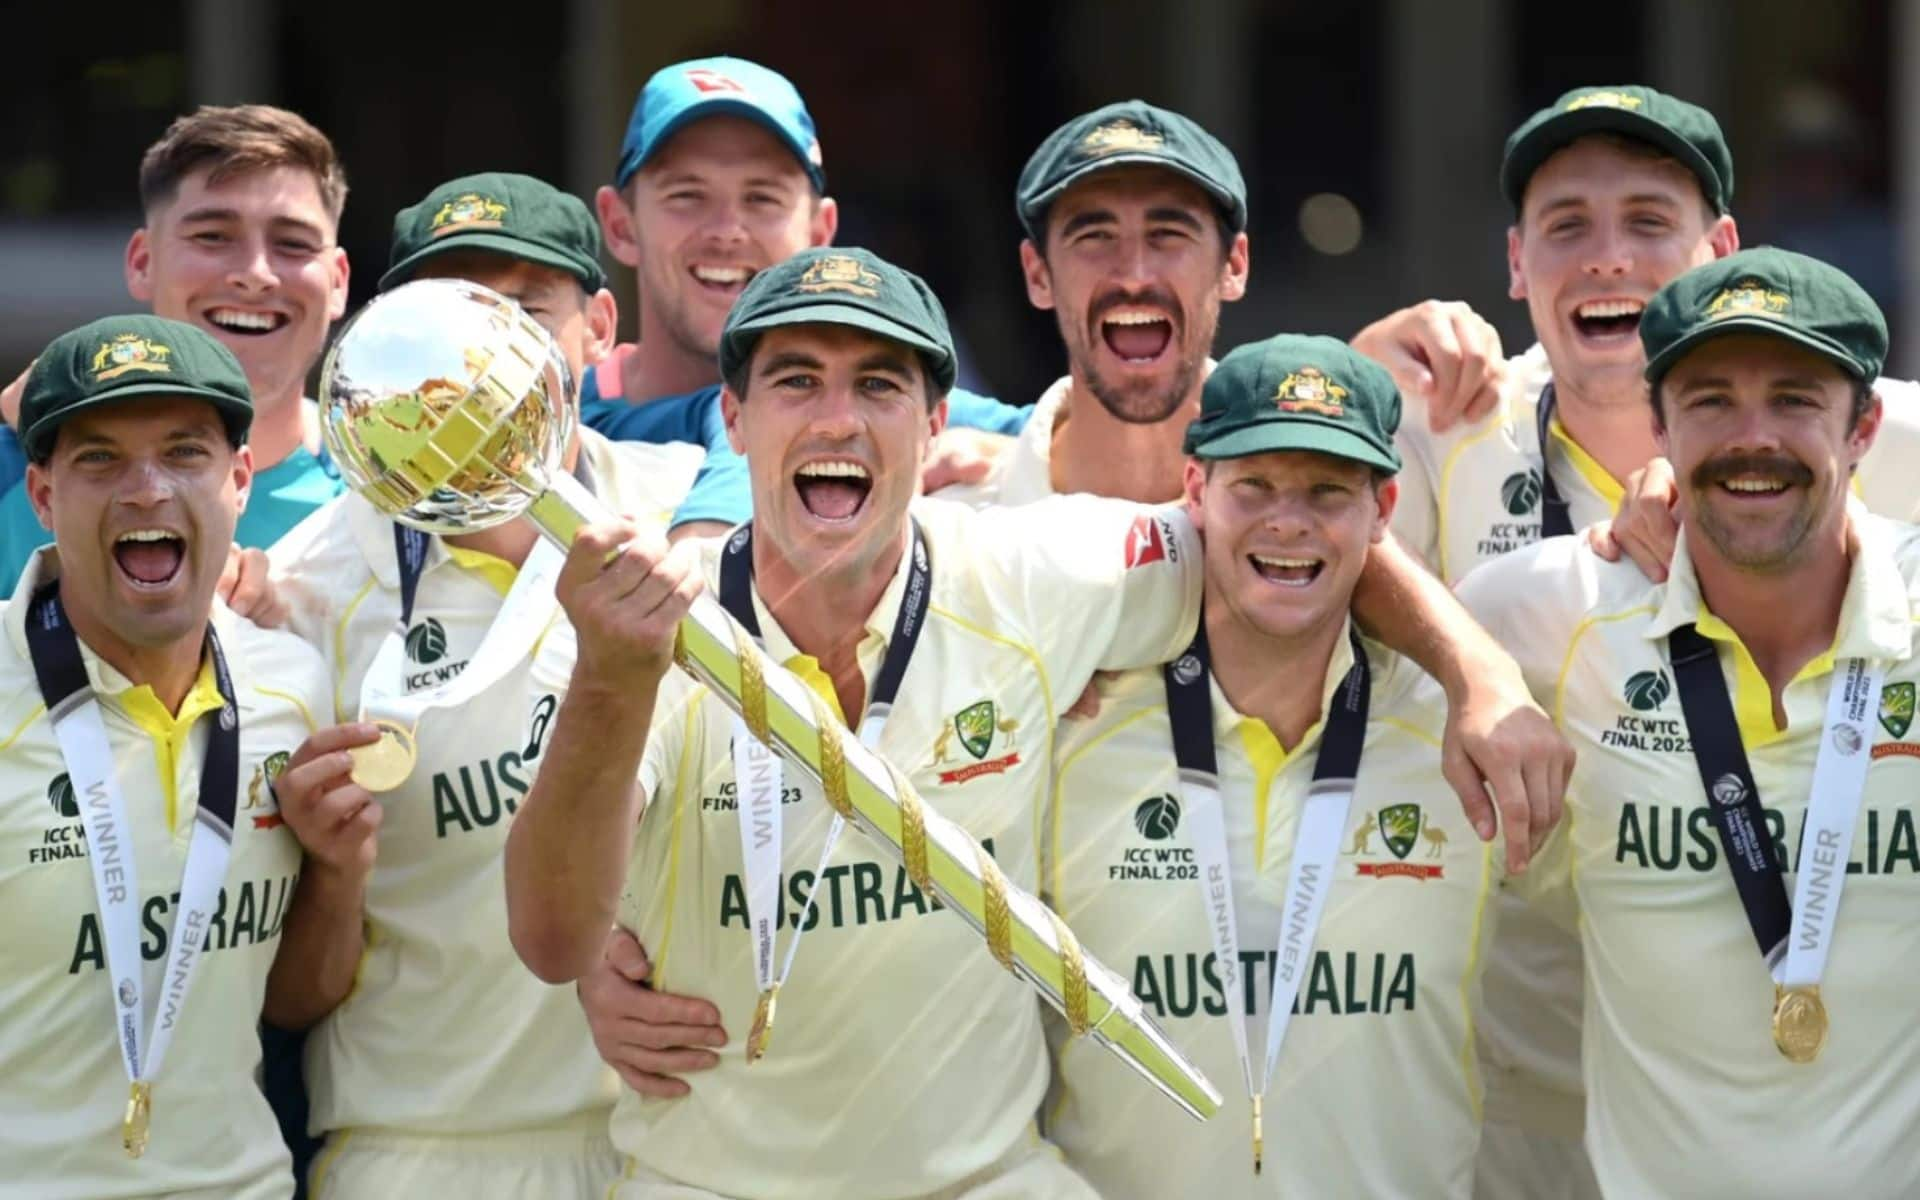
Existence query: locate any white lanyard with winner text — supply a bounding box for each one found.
[1161,617,1370,1173]
[718,521,932,1062]
[1668,624,1881,1061]
[25,581,243,1159]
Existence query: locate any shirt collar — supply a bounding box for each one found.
[5,545,252,713]
[992,375,1071,507]
[1206,615,1360,749]
[738,522,918,694]
[1648,510,1913,664]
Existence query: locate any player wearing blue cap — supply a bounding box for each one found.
[581,56,1030,538]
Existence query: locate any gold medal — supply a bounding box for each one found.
[350,719,417,792]
[746,986,778,1064]
[122,1081,151,1158]
[1772,984,1828,1063]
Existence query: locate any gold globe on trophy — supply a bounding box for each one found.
[319,278,1221,1121]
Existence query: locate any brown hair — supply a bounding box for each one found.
[138,105,348,225]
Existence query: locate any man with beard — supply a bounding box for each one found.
[508,246,1205,1198]
[0,106,351,591]
[1383,86,1920,1198]
[1459,247,1920,1197]
[582,56,1030,536]
[941,99,1504,510]
[576,100,1572,1104]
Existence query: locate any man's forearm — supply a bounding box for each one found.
[505,675,658,983]
[1353,532,1515,698]
[263,862,367,1030]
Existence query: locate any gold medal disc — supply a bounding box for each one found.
[746,987,778,1064]
[1772,984,1828,1063]
[351,720,418,792]
[122,1081,151,1158]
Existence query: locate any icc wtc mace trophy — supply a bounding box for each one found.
[317,278,1221,1121]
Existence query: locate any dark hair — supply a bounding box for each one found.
[140,104,348,224]
[1650,375,1875,431]
[1518,131,1718,226]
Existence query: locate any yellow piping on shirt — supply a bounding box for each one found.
[1048,702,1167,911]
[1044,698,1167,1131]
[1373,714,1492,1117]
[1458,839,1497,1123]
[307,1128,355,1196]
[1553,606,1660,729]
[1434,419,1510,582]
[928,604,1057,880]
[651,684,709,984]
[332,578,378,722]
[0,703,47,752]
[257,685,319,735]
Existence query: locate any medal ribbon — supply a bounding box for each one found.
[1162,616,1370,1170]
[364,456,601,724]
[720,522,932,1051]
[1534,382,1575,540]
[1668,627,1879,1040]
[25,581,241,1157]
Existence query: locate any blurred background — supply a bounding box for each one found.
[2,0,1910,402]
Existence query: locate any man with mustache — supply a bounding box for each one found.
[578,101,1571,1104]
[1384,86,1920,1198]
[1458,247,1920,1197]
[508,246,1209,1198]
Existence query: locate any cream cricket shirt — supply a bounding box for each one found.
[1457,515,1920,1196]
[0,550,325,1200]
[934,375,1068,510]
[1395,351,1920,1137]
[1394,349,1920,581]
[1046,629,1498,1199]
[598,495,1201,1200]
[267,428,695,1140]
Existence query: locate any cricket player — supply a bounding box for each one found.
[1459,247,1920,1196]
[265,172,700,1198]
[585,55,1031,535]
[0,105,351,592]
[0,314,367,1198]
[580,99,1573,1102]
[1048,334,1500,1197]
[506,245,1229,1199]
[1384,84,1920,1198]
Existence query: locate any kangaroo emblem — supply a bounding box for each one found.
[933,723,956,765]
[1346,811,1375,855]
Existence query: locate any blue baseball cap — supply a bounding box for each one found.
[613,56,825,192]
